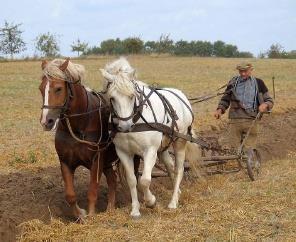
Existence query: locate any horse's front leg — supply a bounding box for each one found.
[116,148,140,218]
[60,162,87,220]
[87,154,103,217]
[140,147,157,208]
[168,139,186,209]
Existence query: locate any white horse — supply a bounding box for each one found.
[100,58,200,218]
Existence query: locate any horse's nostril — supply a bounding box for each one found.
[48,119,54,125]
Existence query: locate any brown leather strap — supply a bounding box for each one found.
[109,122,210,149]
[157,88,194,123]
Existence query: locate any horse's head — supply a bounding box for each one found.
[100,58,137,131]
[39,58,85,131]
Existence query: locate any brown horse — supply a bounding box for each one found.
[39,58,118,221]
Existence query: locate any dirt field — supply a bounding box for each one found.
[0,56,295,241]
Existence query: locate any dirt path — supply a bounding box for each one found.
[1,110,295,242]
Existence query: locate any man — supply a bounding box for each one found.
[214,62,274,150]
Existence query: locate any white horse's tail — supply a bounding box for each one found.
[185,129,205,179]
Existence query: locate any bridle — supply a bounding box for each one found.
[41,76,80,117]
[109,83,146,124]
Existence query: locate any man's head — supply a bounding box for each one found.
[236,62,253,79]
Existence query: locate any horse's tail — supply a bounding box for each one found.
[185,129,205,179]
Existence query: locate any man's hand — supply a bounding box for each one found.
[259,103,269,113]
[214,109,223,119]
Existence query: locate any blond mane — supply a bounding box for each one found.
[43,59,85,82]
[101,57,140,97]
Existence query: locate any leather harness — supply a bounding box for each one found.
[108,82,211,150]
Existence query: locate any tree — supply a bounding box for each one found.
[122,37,144,54]
[237,51,254,58]
[174,40,191,56]
[35,32,60,57]
[71,38,88,56]
[266,43,284,58]
[100,38,125,55]
[224,44,238,57]
[285,50,296,59]
[157,34,174,54]
[191,41,213,56]
[213,40,226,57]
[144,41,157,53]
[84,46,102,55]
[0,21,26,59]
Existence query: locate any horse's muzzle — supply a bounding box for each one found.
[41,118,58,131]
[117,121,133,132]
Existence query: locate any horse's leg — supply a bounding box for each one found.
[139,148,157,208]
[87,154,103,217]
[103,166,117,211]
[159,150,175,184]
[116,149,140,218]
[168,139,186,209]
[60,162,87,220]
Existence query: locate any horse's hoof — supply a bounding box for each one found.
[131,214,141,220]
[146,201,157,209]
[106,206,115,213]
[88,211,95,218]
[75,215,87,224]
[168,201,178,209]
[145,195,156,209]
[130,210,141,219]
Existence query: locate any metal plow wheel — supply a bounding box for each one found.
[245,148,262,181]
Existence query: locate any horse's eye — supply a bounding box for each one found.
[55,87,62,93]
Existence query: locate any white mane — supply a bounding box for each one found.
[100,57,146,97]
[43,59,85,82]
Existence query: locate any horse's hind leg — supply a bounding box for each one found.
[87,155,103,217]
[168,139,186,209]
[103,166,117,211]
[60,162,87,220]
[140,148,157,208]
[159,150,175,184]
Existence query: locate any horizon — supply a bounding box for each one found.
[0,0,295,58]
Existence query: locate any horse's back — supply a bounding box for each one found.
[158,87,193,128]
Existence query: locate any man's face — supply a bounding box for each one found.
[239,68,252,79]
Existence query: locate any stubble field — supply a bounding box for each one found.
[0,56,295,241]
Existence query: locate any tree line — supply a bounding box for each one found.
[84,34,254,58]
[0,21,295,59]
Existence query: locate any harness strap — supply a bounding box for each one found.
[110,122,210,149]
[157,88,194,124]
[152,88,179,132]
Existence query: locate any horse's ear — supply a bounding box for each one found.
[100,69,115,82]
[59,57,70,71]
[41,60,48,70]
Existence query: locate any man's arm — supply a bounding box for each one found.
[214,81,233,119]
[257,78,274,112]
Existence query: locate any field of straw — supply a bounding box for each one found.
[0,56,295,241]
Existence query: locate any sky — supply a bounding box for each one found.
[0,0,295,57]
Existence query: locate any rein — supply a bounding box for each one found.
[63,90,112,151]
[188,83,231,104]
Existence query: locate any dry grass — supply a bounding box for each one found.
[0,56,295,241]
[19,158,296,241]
